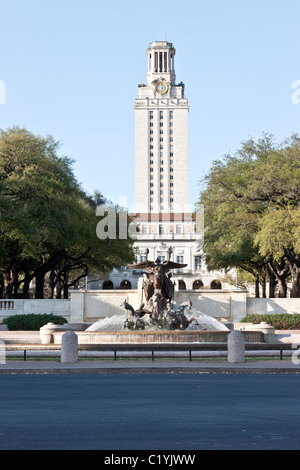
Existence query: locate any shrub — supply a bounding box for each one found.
[241,313,300,330]
[3,313,68,331]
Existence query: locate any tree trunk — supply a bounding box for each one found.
[277,278,287,298]
[261,275,266,298]
[290,269,300,298]
[12,269,20,297]
[255,274,260,298]
[63,284,69,299]
[0,276,5,299]
[268,259,289,298]
[267,264,277,298]
[285,255,300,298]
[4,271,14,299]
[35,270,45,299]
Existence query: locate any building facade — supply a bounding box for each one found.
[98,41,230,292]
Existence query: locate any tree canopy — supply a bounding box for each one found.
[199,133,300,297]
[0,126,135,298]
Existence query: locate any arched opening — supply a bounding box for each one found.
[211,280,222,290]
[102,280,114,290]
[192,280,204,290]
[120,280,132,290]
[178,280,186,290]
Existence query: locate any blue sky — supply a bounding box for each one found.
[0,0,299,210]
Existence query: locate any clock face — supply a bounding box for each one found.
[155,81,168,95]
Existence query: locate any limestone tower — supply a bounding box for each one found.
[134,41,189,214]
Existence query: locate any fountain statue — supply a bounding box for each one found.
[86,248,228,333]
[122,247,200,330]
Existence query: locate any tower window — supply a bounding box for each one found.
[176,224,182,234]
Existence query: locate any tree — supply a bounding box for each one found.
[199,133,300,297]
[255,207,300,298]
[0,126,135,298]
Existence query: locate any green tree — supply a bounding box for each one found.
[0,126,135,298]
[199,133,300,297]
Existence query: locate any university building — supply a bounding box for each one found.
[98,41,231,292]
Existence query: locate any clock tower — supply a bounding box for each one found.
[102,41,226,291]
[134,41,189,214]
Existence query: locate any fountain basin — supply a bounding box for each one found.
[52,330,263,345]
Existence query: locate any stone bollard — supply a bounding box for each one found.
[228,330,245,363]
[40,322,57,345]
[260,322,275,343]
[61,331,78,363]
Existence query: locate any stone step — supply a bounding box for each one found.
[0,331,41,344]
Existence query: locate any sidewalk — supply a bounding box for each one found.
[0,357,300,375]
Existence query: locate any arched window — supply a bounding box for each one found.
[102,280,114,290]
[120,280,132,290]
[192,280,204,290]
[211,280,222,290]
[178,280,186,290]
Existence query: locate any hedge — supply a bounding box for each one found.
[3,313,68,331]
[241,313,300,330]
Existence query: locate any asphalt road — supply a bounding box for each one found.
[0,373,299,450]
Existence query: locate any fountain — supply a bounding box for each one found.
[52,248,263,345]
[87,248,228,334]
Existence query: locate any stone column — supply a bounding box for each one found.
[228,330,245,363]
[70,291,85,323]
[61,331,78,363]
[40,322,57,345]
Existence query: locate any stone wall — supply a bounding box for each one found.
[1,292,300,325]
[0,299,70,324]
[246,298,300,316]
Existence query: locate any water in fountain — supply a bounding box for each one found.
[86,303,228,332]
